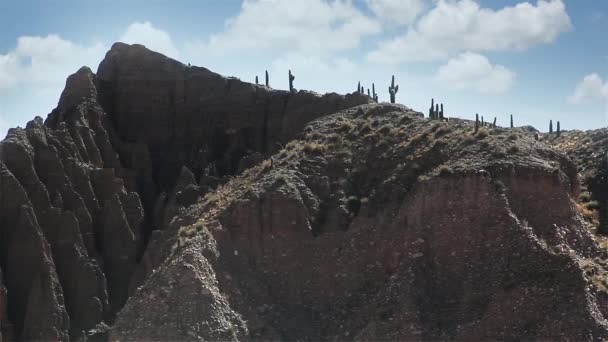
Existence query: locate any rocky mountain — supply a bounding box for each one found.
[1,43,608,341]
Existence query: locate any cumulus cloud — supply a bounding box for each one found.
[0,22,178,135]
[365,0,426,26]
[568,73,608,104]
[119,22,180,59]
[186,0,380,57]
[434,52,515,93]
[0,34,106,95]
[368,0,572,63]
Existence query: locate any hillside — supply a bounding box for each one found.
[1,43,608,341]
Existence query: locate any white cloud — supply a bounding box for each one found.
[365,0,426,26]
[368,0,572,63]
[568,73,608,104]
[435,52,515,93]
[185,0,381,57]
[0,35,106,95]
[119,22,180,59]
[0,22,178,136]
[0,111,8,140]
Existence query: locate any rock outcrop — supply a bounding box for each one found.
[0,43,370,341]
[112,103,608,340]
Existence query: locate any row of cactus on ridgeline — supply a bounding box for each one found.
[474,114,499,133]
[428,99,446,121]
[255,70,271,87]
[357,78,389,103]
[549,120,561,135]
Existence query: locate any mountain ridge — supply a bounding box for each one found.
[1,43,608,341]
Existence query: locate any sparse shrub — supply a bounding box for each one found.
[508,145,520,154]
[439,165,453,176]
[327,133,341,144]
[303,142,327,154]
[286,141,298,150]
[492,148,506,159]
[430,122,441,132]
[340,121,355,132]
[276,174,288,183]
[308,132,323,141]
[587,200,601,211]
[580,192,592,203]
[508,133,518,141]
[476,128,489,139]
[411,131,429,144]
[463,135,476,145]
[434,125,453,138]
[359,122,373,134]
[378,125,392,135]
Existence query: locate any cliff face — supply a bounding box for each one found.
[109,104,608,341]
[1,42,608,341]
[0,43,370,341]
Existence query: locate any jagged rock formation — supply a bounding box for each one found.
[0,43,370,341]
[2,42,608,341]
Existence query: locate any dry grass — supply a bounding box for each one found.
[303,142,328,154]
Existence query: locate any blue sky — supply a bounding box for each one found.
[1,0,607,138]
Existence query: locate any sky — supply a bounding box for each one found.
[1,0,607,139]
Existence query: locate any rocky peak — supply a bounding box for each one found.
[0,43,372,341]
[57,66,97,112]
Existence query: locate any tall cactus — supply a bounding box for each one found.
[265,70,269,87]
[435,104,439,120]
[475,113,479,133]
[255,76,258,85]
[440,103,444,120]
[429,98,435,119]
[361,86,364,94]
[549,120,553,134]
[289,70,295,92]
[388,75,399,104]
[557,121,561,136]
[481,116,484,127]
[367,88,370,97]
[357,81,361,93]
[510,114,513,128]
[493,117,496,128]
[372,83,378,102]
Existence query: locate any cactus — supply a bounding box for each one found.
[367,88,370,97]
[510,114,513,128]
[357,81,361,93]
[481,116,484,127]
[388,75,399,104]
[265,70,269,87]
[493,117,496,128]
[440,103,444,120]
[475,113,479,133]
[557,121,561,136]
[289,70,295,92]
[372,83,378,102]
[549,120,553,134]
[429,98,435,119]
[361,86,364,94]
[255,76,258,84]
[435,104,439,120]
